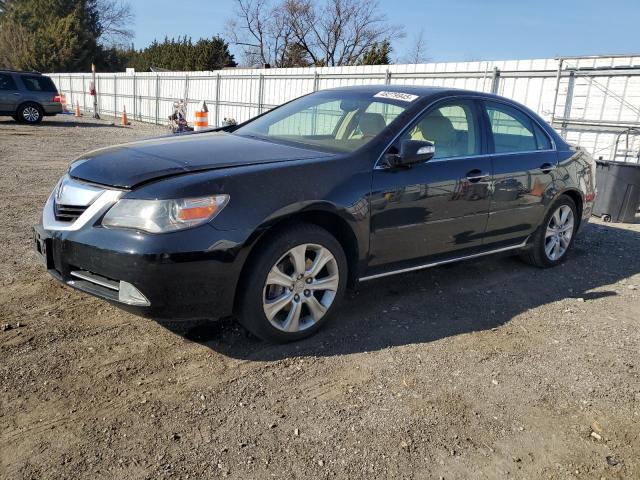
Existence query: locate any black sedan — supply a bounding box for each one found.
[34,86,596,342]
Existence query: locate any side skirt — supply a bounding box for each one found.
[358,238,529,282]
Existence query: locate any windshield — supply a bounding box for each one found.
[234,91,414,152]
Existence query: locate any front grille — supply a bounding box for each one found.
[54,202,87,222]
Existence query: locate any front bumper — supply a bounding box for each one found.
[33,222,249,320]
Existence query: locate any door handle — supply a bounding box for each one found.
[12,92,21,96]
[539,162,557,173]
[465,169,490,183]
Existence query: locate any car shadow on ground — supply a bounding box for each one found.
[0,118,123,128]
[159,222,640,361]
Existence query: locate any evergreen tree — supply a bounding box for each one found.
[281,43,311,68]
[0,0,101,71]
[127,36,236,72]
[0,1,236,72]
[360,40,392,66]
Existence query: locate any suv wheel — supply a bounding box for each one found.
[237,223,347,343]
[17,103,43,124]
[521,196,578,267]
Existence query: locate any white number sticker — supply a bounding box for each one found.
[373,91,419,102]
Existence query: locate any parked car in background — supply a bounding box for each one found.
[33,86,596,342]
[0,70,62,124]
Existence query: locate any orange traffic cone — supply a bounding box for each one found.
[121,106,129,126]
[194,100,209,131]
[74,100,81,117]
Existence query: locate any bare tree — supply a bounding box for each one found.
[227,0,294,66]
[403,28,429,64]
[96,0,135,46]
[288,0,403,66]
[228,0,403,67]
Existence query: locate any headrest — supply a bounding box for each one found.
[358,113,386,137]
[419,114,456,143]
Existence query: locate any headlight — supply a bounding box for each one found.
[102,195,229,233]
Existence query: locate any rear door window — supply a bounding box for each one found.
[485,101,551,153]
[20,75,57,92]
[0,73,17,90]
[533,123,552,150]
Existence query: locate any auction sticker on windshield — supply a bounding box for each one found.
[373,91,419,102]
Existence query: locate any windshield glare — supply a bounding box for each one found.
[234,91,412,152]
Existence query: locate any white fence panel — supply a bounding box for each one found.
[48,55,640,159]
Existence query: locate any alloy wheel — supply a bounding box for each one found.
[262,243,339,333]
[22,106,40,123]
[544,205,574,261]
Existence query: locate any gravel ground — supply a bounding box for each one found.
[1,115,639,480]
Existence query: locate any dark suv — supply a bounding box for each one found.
[34,86,596,343]
[0,70,62,124]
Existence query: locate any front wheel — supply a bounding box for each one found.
[237,223,347,343]
[520,196,578,268]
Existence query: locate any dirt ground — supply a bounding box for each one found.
[1,115,639,480]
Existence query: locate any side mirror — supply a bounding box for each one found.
[384,140,435,168]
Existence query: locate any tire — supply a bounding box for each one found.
[17,103,43,124]
[520,195,578,268]
[237,222,347,343]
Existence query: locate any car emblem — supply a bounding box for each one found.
[55,180,66,203]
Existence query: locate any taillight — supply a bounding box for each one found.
[53,95,61,103]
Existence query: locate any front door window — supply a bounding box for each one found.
[402,100,481,159]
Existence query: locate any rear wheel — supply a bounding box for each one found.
[237,223,347,343]
[520,196,578,268]
[17,103,43,124]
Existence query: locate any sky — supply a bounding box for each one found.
[130,0,639,63]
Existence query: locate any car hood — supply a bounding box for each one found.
[68,131,331,189]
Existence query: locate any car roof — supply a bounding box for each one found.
[321,84,507,102]
[0,69,42,75]
[323,84,449,95]
[319,83,562,141]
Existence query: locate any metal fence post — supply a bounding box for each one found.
[385,69,391,85]
[113,75,117,118]
[81,75,86,112]
[551,58,564,124]
[561,69,576,139]
[133,74,137,121]
[184,73,190,103]
[257,74,264,114]
[313,71,320,92]
[215,73,221,127]
[490,67,501,94]
[155,75,160,125]
[97,76,101,116]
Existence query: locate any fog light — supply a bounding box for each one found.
[118,281,150,306]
